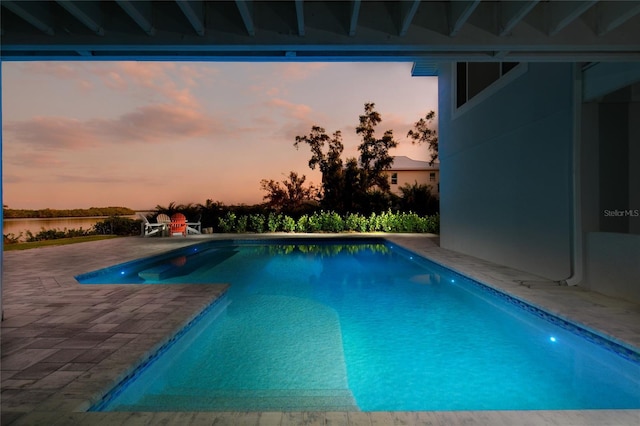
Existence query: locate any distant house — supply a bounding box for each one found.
[385,156,440,197]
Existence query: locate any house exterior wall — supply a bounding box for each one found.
[629,100,640,235]
[579,75,640,303]
[584,232,640,303]
[386,170,440,196]
[438,62,574,280]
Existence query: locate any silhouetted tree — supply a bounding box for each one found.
[294,127,345,211]
[196,198,225,228]
[407,111,439,165]
[295,102,399,214]
[399,182,439,215]
[341,158,361,213]
[356,102,398,193]
[260,171,319,215]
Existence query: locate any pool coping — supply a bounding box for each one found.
[388,241,640,363]
[2,233,640,425]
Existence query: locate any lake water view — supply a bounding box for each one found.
[3,214,146,240]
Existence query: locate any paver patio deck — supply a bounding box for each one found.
[2,234,639,425]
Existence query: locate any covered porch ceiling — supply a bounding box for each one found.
[1,0,640,75]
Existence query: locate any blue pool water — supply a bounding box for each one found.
[77,239,640,412]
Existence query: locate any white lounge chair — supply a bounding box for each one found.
[156,213,171,225]
[157,214,172,236]
[140,214,167,237]
[186,215,202,235]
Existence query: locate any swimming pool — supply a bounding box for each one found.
[77,238,640,412]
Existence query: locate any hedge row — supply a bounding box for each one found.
[218,211,439,234]
[4,212,439,244]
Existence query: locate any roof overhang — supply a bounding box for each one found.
[2,1,639,68]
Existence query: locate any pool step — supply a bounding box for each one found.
[114,388,359,412]
[138,248,238,281]
[137,264,175,281]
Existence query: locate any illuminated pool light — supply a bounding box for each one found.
[451,279,455,283]
[120,271,125,275]
[550,336,557,342]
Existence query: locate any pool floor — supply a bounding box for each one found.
[78,239,640,412]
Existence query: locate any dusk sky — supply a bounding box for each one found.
[2,61,437,210]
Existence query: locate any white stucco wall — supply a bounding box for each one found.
[438,63,574,280]
[387,170,439,196]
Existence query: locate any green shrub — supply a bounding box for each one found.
[307,213,322,232]
[345,213,367,232]
[93,216,140,236]
[236,215,248,233]
[25,227,92,242]
[318,211,344,232]
[218,212,236,233]
[3,233,23,244]
[425,213,440,234]
[248,214,265,233]
[367,213,379,232]
[378,210,395,232]
[401,213,415,233]
[266,213,280,232]
[296,215,310,233]
[281,215,296,232]
[216,210,438,234]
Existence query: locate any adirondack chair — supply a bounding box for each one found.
[186,214,202,235]
[169,213,187,236]
[140,213,166,237]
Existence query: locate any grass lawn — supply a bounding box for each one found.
[3,235,121,251]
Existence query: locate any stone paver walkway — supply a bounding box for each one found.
[2,234,639,425]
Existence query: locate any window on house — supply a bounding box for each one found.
[429,172,436,182]
[456,62,519,108]
[391,173,398,185]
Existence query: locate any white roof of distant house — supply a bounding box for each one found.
[390,156,439,171]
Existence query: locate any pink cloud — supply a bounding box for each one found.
[4,116,100,149]
[4,103,232,152]
[4,150,66,168]
[104,104,214,143]
[277,119,319,142]
[267,98,313,120]
[113,62,200,109]
[19,62,206,109]
[2,174,23,183]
